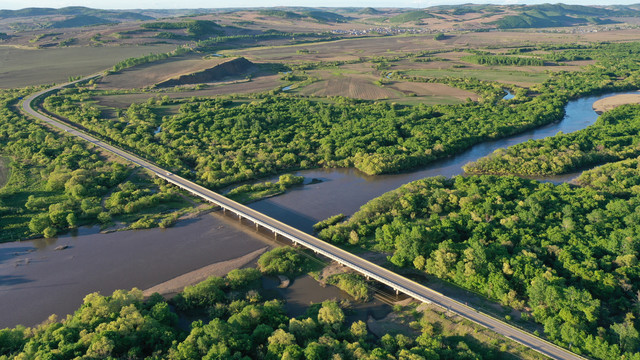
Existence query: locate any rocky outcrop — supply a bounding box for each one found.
[156,57,254,87]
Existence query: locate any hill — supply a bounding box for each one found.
[388,10,437,23]
[0,6,153,21]
[50,15,114,28]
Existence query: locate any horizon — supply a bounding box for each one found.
[2,1,639,11]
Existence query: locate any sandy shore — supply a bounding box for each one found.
[593,93,640,114]
[143,247,268,297]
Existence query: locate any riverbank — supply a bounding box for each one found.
[593,92,640,114]
[143,247,268,297]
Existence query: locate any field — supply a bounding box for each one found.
[92,74,283,108]
[292,66,476,104]
[0,44,176,88]
[403,68,549,87]
[96,54,234,90]
[0,156,10,188]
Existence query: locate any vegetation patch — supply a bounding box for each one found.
[0,156,10,188]
[326,273,371,301]
[226,174,303,203]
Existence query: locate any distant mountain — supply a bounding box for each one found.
[359,7,382,15]
[388,10,437,23]
[50,15,114,28]
[0,7,153,21]
[257,10,304,19]
[303,10,349,23]
[492,4,628,29]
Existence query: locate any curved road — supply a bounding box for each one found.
[23,78,585,360]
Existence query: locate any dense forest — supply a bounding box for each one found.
[465,104,640,176]
[0,257,533,359]
[44,43,640,192]
[0,88,193,241]
[319,175,640,359]
[577,156,640,196]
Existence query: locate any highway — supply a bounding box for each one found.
[22,78,585,360]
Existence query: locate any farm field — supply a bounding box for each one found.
[92,74,283,108]
[292,67,476,104]
[0,44,176,88]
[403,68,549,87]
[96,54,237,90]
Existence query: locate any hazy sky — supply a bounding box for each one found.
[1,0,638,10]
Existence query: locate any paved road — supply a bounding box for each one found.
[22,78,585,360]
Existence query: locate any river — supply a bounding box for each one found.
[0,91,629,328]
[248,92,633,232]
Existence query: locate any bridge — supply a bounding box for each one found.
[22,77,585,360]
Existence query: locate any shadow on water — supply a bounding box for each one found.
[262,275,392,322]
[0,274,33,287]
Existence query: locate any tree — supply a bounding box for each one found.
[317,301,345,331]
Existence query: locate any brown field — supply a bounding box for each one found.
[229,29,640,65]
[292,66,474,105]
[0,44,176,88]
[389,82,479,101]
[593,92,640,114]
[96,55,238,90]
[93,74,283,108]
[296,70,398,99]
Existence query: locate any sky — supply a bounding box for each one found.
[1,0,638,10]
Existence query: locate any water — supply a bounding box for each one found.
[154,126,162,135]
[0,91,628,328]
[248,92,634,232]
[0,213,271,328]
[503,89,515,100]
[281,85,292,91]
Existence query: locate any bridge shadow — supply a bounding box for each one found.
[248,201,319,234]
[0,274,34,287]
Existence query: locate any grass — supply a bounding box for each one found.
[0,44,176,88]
[404,68,549,85]
[0,156,10,188]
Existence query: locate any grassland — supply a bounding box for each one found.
[0,156,10,188]
[404,68,549,86]
[0,44,176,88]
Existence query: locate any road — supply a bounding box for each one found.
[22,78,585,360]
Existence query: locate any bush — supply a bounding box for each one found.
[173,276,226,310]
[257,247,308,275]
[326,273,371,301]
[227,268,261,290]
